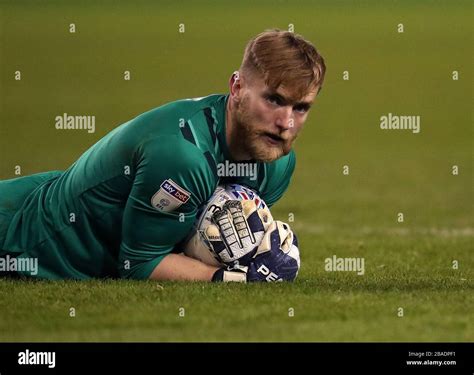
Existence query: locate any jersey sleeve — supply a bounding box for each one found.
[119,135,215,279]
[259,150,296,208]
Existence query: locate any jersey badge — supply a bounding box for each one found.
[151,179,191,212]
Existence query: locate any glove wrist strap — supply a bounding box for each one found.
[212,268,247,283]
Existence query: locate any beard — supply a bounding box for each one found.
[231,95,296,162]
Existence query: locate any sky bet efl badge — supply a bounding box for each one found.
[151,179,191,212]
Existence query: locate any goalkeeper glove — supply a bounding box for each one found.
[211,221,300,282]
[203,199,273,266]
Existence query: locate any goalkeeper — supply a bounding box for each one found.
[0,29,326,281]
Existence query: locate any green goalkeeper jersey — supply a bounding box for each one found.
[0,94,295,280]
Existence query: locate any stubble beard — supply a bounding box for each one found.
[231,95,294,163]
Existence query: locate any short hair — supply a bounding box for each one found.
[240,29,326,97]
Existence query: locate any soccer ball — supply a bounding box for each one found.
[183,184,268,266]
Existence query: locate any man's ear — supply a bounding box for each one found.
[229,71,242,101]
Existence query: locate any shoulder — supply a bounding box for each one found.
[118,94,225,149]
[137,135,218,206]
[266,150,296,181]
[135,94,224,125]
[258,150,296,207]
[139,135,214,172]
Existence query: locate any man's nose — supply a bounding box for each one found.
[275,106,293,130]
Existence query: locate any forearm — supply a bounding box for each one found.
[149,253,219,281]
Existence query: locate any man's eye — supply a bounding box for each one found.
[267,96,282,105]
[294,106,309,114]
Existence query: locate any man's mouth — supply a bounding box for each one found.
[262,132,284,145]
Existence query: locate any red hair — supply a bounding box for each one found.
[240,29,326,97]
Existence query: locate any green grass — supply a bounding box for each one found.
[0,260,472,342]
[1,232,472,342]
[0,0,472,342]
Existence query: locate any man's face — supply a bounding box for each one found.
[229,72,318,162]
